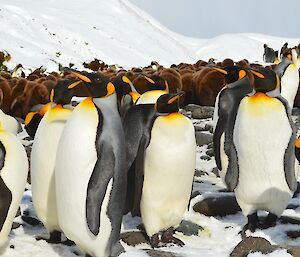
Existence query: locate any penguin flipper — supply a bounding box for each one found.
[86,142,115,236]
[0,176,12,232]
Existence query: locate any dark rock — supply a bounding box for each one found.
[11,222,21,230]
[191,106,214,119]
[287,230,300,239]
[206,149,214,157]
[207,142,213,149]
[194,169,208,177]
[185,104,202,112]
[15,207,21,217]
[292,108,300,116]
[200,155,211,161]
[287,204,299,210]
[193,195,241,217]
[195,132,213,146]
[120,231,149,246]
[204,124,213,133]
[230,237,280,257]
[147,250,180,257]
[176,220,203,236]
[191,191,201,199]
[194,126,207,132]
[279,216,300,225]
[9,245,14,249]
[211,167,219,177]
[21,216,43,227]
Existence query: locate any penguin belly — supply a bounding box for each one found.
[31,107,71,232]
[281,63,299,108]
[0,132,28,247]
[212,90,221,132]
[55,99,113,257]
[136,90,167,105]
[141,113,196,237]
[233,97,293,216]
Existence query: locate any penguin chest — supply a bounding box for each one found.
[141,114,196,236]
[233,96,293,214]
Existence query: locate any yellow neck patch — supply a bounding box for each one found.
[39,102,52,115]
[81,97,95,109]
[129,92,140,103]
[122,76,131,84]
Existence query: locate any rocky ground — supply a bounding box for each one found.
[3,105,300,257]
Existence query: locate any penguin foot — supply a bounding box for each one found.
[161,227,185,247]
[240,213,259,238]
[150,233,160,248]
[259,213,278,230]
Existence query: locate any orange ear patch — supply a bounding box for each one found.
[106,82,115,96]
[296,138,300,148]
[25,112,37,125]
[122,76,131,84]
[239,70,246,80]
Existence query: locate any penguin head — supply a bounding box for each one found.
[249,67,279,93]
[211,66,247,84]
[50,79,82,105]
[67,69,114,98]
[155,92,185,114]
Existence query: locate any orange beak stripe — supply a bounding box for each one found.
[212,67,228,75]
[250,70,265,79]
[167,95,180,104]
[144,76,155,84]
[70,71,91,83]
[68,80,82,89]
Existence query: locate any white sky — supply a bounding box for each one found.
[128,0,300,38]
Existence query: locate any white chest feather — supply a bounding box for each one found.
[233,96,293,216]
[281,63,299,108]
[141,113,196,236]
[136,90,167,105]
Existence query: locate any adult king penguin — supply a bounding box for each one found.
[55,70,126,257]
[30,79,82,243]
[0,121,28,248]
[124,92,196,247]
[211,66,251,174]
[222,67,298,233]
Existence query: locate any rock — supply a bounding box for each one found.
[15,207,21,217]
[230,237,280,257]
[11,222,21,230]
[185,104,202,112]
[292,108,300,116]
[287,204,299,210]
[21,216,43,227]
[211,167,219,177]
[279,216,300,225]
[206,148,214,157]
[176,220,203,236]
[191,191,201,199]
[288,246,300,257]
[147,250,180,257]
[200,155,211,161]
[120,231,149,246]
[207,142,213,149]
[193,195,241,217]
[194,125,208,132]
[192,106,214,119]
[286,230,300,239]
[204,124,213,133]
[194,169,208,177]
[195,132,213,146]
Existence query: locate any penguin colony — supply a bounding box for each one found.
[0,42,298,256]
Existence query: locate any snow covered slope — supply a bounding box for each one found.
[0,0,195,70]
[0,0,299,71]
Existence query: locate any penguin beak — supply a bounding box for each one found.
[63,67,92,83]
[67,80,83,89]
[211,67,228,75]
[167,91,185,104]
[164,80,169,93]
[143,76,155,84]
[50,89,54,102]
[248,69,265,79]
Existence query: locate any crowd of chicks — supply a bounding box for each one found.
[0,42,298,257]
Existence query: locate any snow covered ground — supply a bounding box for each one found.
[0,0,299,72]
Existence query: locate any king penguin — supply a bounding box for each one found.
[55,70,126,257]
[123,92,196,247]
[222,67,298,233]
[274,48,299,108]
[211,66,252,173]
[30,79,82,243]
[0,121,28,248]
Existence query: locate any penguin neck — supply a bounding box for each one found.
[92,92,118,113]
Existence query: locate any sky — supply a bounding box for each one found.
[128,0,300,39]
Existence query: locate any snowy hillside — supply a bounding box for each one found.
[0,0,299,72]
